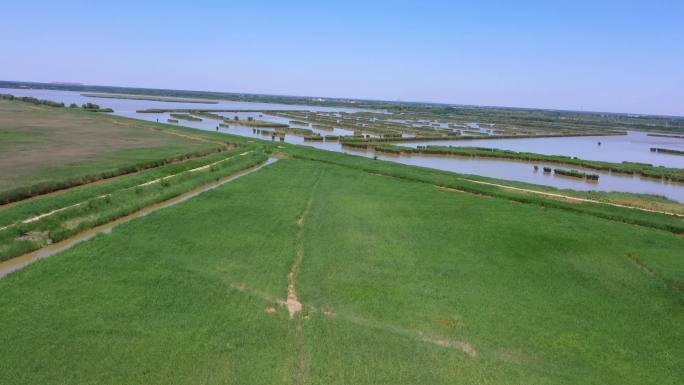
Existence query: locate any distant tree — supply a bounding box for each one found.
[69,103,78,108]
[81,103,101,110]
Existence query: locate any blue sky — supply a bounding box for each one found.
[3,1,683,115]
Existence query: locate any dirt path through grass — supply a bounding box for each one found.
[153,126,231,147]
[0,156,274,278]
[286,169,323,318]
[287,168,323,385]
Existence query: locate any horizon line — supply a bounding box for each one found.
[1,78,683,120]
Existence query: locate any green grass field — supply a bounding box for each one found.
[1,155,682,384]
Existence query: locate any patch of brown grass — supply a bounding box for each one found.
[0,99,209,190]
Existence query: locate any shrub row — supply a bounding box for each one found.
[342,131,625,144]
[341,142,370,150]
[648,134,684,139]
[554,168,600,180]
[303,136,324,141]
[651,147,684,156]
[228,119,288,128]
[1,93,64,107]
[267,126,314,137]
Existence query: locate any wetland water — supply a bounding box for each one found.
[3,88,684,202]
[397,131,684,168]
[0,88,359,114]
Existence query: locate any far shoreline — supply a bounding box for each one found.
[81,92,220,104]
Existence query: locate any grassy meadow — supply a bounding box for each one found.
[0,99,219,201]
[0,155,682,384]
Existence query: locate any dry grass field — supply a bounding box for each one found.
[0,100,214,194]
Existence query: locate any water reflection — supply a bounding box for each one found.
[398,131,684,168]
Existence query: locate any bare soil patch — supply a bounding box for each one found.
[426,337,477,357]
[437,186,490,198]
[63,215,98,230]
[16,231,49,243]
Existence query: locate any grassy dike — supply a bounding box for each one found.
[0,149,268,261]
[0,150,246,229]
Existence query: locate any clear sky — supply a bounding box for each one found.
[3,1,683,116]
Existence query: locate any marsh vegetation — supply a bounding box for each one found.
[651,147,684,156]
[170,113,203,122]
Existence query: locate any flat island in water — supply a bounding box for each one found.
[81,92,220,104]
